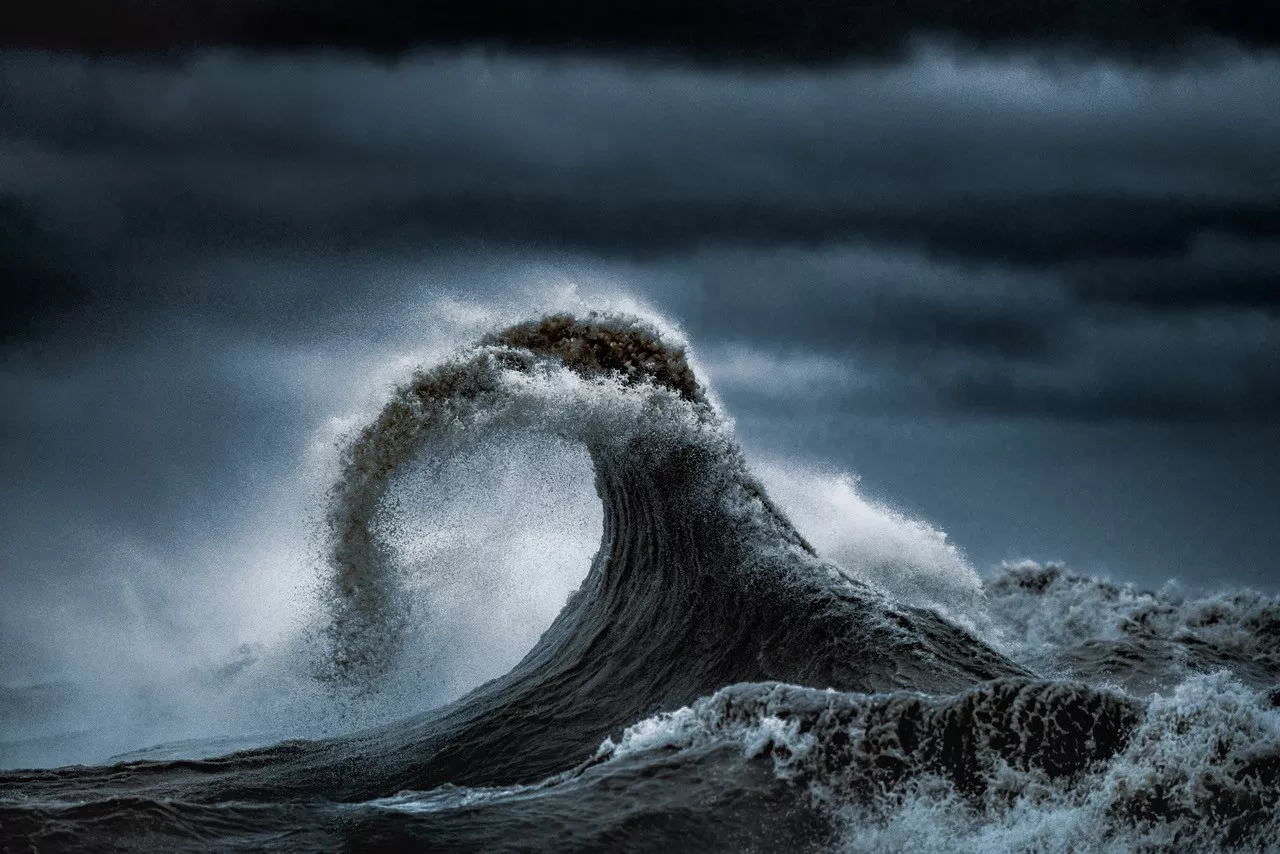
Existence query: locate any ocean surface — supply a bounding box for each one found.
[1,313,1277,852]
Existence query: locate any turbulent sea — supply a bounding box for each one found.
[2,313,1278,853]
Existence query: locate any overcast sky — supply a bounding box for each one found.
[3,11,1279,701]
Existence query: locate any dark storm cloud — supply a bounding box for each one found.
[1070,233,1280,312]
[638,247,1280,422]
[5,0,1280,59]
[3,48,1277,255]
[645,246,1067,358]
[0,195,105,343]
[1,47,1278,423]
[940,309,1280,421]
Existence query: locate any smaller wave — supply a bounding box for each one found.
[986,561,1280,693]
[837,674,1280,853]
[583,674,1280,852]
[596,679,1140,799]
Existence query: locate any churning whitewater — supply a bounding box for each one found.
[1,312,1277,853]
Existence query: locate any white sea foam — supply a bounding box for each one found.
[755,460,990,632]
[592,673,1279,853]
[837,673,1280,853]
[984,560,1280,691]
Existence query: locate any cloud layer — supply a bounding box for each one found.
[3,46,1278,420]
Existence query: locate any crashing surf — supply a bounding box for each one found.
[2,312,1276,853]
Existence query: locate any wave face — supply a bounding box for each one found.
[2,313,1277,853]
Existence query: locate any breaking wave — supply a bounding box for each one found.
[1,313,1276,853]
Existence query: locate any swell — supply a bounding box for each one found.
[0,313,1027,806]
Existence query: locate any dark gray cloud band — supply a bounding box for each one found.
[2,46,1278,424]
[6,0,1280,59]
[3,49,1277,225]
